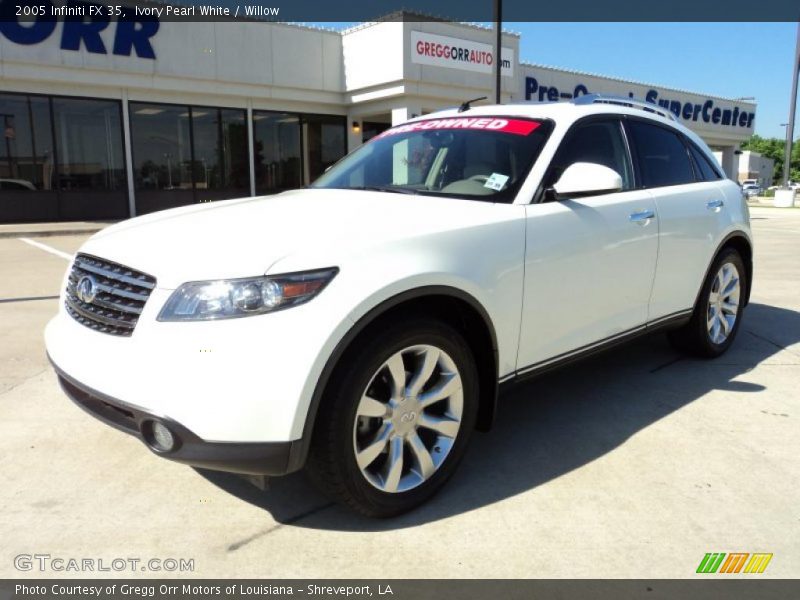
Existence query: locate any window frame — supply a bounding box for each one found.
[128,100,251,203]
[302,113,348,182]
[252,109,305,194]
[51,95,128,194]
[534,114,636,203]
[684,137,724,182]
[0,90,130,222]
[622,116,699,190]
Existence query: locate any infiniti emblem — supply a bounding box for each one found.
[76,275,98,304]
[400,411,417,423]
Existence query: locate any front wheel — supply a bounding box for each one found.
[306,318,478,517]
[668,247,747,358]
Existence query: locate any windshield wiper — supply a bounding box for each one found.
[353,185,420,195]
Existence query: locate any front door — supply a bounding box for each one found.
[516,117,659,373]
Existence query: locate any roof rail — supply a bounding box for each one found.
[573,94,677,122]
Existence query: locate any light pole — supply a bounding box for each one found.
[493,0,502,104]
[782,22,800,187]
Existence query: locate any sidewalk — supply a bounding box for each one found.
[747,196,798,208]
[0,221,113,239]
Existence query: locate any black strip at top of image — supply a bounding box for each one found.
[2,0,800,22]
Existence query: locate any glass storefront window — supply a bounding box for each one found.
[52,97,127,220]
[192,108,249,202]
[1,93,346,222]
[130,103,249,213]
[305,114,347,183]
[189,109,219,193]
[52,98,126,192]
[130,103,193,190]
[0,93,127,222]
[130,103,194,214]
[220,109,250,193]
[0,94,54,192]
[253,111,302,195]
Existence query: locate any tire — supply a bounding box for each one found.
[306,317,479,517]
[667,247,747,358]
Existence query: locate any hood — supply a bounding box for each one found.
[82,189,518,289]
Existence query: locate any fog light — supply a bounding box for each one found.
[151,421,175,452]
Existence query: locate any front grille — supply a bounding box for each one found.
[65,254,156,337]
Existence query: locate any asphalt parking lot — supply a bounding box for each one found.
[1,206,798,579]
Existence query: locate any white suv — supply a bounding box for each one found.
[46,96,752,517]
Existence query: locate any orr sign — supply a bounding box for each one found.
[411,31,513,77]
[0,1,159,59]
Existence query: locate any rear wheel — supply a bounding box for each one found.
[668,247,746,358]
[306,318,478,517]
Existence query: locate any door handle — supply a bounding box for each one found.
[706,199,724,211]
[629,209,655,223]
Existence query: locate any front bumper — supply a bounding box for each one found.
[44,283,352,443]
[51,357,300,476]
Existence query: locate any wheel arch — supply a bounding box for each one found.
[287,286,500,472]
[694,231,753,310]
[722,233,753,307]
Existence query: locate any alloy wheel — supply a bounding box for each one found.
[707,262,741,344]
[352,344,463,493]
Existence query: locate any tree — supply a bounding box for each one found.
[792,140,800,183]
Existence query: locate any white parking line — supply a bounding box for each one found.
[19,237,74,261]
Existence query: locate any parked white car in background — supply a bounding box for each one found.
[46,95,752,516]
[742,183,761,197]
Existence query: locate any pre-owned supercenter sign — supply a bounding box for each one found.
[523,71,755,132]
[411,31,514,76]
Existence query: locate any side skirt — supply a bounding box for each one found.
[499,309,692,389]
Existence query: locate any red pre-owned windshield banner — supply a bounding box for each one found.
[376,118,541,138]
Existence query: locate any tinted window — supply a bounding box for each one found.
[687,142,722,181]
[627,120,694,187]
[130,103,193,191]
[1,93,128,222]
[545,119,633,191]
[191,107,249,202]
[253,111,302,194]
[0,94,54,192]
[52,98,126,193]
[130,103,250,213]
[304,114,346,181]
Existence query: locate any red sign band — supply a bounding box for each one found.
[377,118,540,138]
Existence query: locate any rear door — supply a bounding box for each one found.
[517,117,659,372]
[624,119,727,321]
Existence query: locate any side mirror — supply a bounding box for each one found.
[551,162,623,199]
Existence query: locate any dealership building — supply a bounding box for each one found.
[0,11,758,222]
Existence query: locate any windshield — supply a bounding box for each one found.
[311,117,552,203]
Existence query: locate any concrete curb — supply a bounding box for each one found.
[0,223,111,239]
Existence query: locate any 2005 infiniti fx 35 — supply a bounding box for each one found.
[46,95,752,517]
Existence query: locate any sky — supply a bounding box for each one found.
[317,22,799,140]
[512,23,799,140]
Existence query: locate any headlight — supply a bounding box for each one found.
[157,268,338,322]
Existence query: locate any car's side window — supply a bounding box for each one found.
[542,119,633,193]
[687,141,722,181]
[626,120,695,188]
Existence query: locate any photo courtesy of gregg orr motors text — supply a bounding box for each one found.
[14,554,195,573]
[14,584,390,597]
